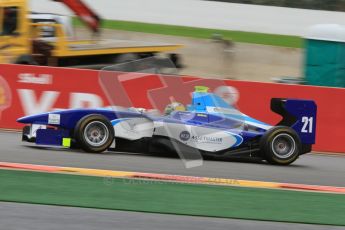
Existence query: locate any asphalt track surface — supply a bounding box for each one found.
[1,131,345,187]
[1,202,345,230]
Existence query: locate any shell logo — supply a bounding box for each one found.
[0,75,11,117]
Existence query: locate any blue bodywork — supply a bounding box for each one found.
[17,88,317,157]
[18,109,145,130]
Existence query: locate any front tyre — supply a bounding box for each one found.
[260,126,301,165]
[75,115,114,153]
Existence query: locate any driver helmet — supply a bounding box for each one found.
[164,102,186,115]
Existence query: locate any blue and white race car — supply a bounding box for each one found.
[17,86,317,165]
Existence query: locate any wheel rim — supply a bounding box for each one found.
[271,133,296,159]
[83,121,109,147]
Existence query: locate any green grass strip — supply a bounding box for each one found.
[74,19,303,48]
[0,169,344,226]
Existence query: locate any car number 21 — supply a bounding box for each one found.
[301,116,313,133]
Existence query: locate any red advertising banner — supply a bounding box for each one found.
[0,64,344,153]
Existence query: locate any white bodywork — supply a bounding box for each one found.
[112,117,154,141]
[154,121,242,152]
[111,114,243,152]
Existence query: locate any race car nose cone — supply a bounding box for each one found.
[17,114,48,124]
[17,116,31,124]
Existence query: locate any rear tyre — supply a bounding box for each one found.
[15,55,38,65]
[74,115,114,153]
[260,126,301,165]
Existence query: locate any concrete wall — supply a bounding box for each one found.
[30,0,345,36]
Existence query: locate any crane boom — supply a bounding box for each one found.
[53,0,101,33]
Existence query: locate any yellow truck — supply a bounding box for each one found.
[0,0,182,68]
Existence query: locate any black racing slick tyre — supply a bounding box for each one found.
[260,126,301,165]
[74,115,114,153]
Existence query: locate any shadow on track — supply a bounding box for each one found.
[23,145,310,168]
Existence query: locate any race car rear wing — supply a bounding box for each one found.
[271,98,317,144]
